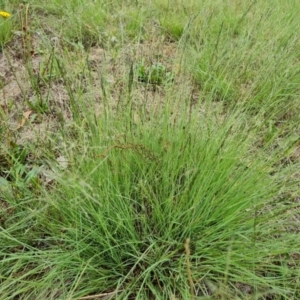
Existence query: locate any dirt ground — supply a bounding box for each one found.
[0,32,198,144]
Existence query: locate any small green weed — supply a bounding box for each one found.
[137,59,174,85]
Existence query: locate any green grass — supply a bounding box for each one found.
[1,0,300,299]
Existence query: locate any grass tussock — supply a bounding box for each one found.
[1,0,300,299]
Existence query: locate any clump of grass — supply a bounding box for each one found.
[159,15,186,41]
[0,91,299,298]
[1,0,300,299]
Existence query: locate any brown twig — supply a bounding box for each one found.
[78,290,121,300]
[184,238,195,300]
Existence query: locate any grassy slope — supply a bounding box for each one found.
[1,0,300,299]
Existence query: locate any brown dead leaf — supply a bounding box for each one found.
[16,110,32,129]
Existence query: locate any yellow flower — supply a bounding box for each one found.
[0,11,11,18]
